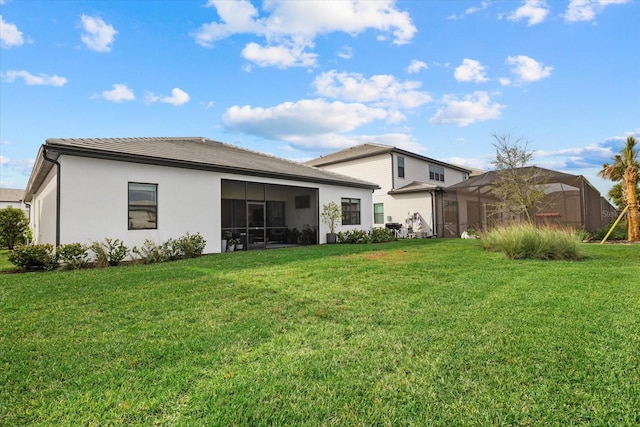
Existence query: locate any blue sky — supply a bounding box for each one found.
[1,0,638,197]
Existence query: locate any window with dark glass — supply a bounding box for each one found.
[429,165,445,182]
[398,156,405,178]
[341,198,361,225]
[128,183,157,229]
[374,203,384,224]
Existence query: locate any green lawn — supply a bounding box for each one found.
[1,240,639,426]
[0,249,17,273]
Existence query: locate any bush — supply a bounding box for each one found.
[369,227,396,243]
[132,233,207,264]
[338,229,370,244]
[132,239,174,264]
[174,232,207,259]
[57,243,90,270]
[0,207,29,250]
[90,238,129,267]
[592,221,627,241]
[8,244,59,271]
[338,228,396,244]
[482,223,582,260]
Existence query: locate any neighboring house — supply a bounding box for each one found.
[24,137,379,253]
[447,166,617,234]
[0,188,30,217]
[305,143,471,237]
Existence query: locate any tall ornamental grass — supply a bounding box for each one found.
[482,223,583,260]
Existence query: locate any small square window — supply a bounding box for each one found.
[341,198,361,225]
[429,165,445,182]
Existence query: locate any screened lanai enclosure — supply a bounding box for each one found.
[445,167,617,235]
[221,179,319,250]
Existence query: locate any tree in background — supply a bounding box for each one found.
[599,136,639,242]
[608,182,640,212]
[489,134,549,223]
[0,207,29,250]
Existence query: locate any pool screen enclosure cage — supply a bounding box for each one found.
[445,166,617,235]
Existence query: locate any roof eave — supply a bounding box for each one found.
[42,143,380,191]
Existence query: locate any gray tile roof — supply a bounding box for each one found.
[25,137,378,200]
[388,181,441,195]
[0,188,25,202]
[305,143,471,173]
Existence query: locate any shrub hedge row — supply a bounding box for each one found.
[337,228,397,244]
[8,233,207,272]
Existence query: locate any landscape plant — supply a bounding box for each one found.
[90,238,129,267]
[338,227,396,244]
[57,243,90,270]
[592,220,627,241]
[321,202,342,235]
[174,232,207,258]
[0,207,29,250]
[7,243,58,271]
[132,239,176,264]
[481,223,583,260]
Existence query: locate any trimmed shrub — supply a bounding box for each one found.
[482,223,582,260]
[90,238,129,267]
[592,221,627,241]
[338,229,370,244]
[338,228,396,244]
[174,232,207,259]
[9,244,59,271]
[132,239,173,264]
[132,233,207,264]
[57,243,90,270]
[369,227,396,243]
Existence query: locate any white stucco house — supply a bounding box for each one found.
[24,137,379,253]
[305,143,472,237]
[0,188,30,217]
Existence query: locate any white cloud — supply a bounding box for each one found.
[193,0,416,68]
[242,42,318,68]
[0,15,24,48]
[1,70,67,86]
[80,15,117,52]
[337,45,353,60]
[429,91,504,127]
[193,0,262,46]
[407,60,428,74]
[222,98,393,141]
[144,88,190,106]
[448,1,490,19]
[454,59,489,83]
[284,132,425,153]
[506,55,552,82]
[95,83,135,102]
[465,1,491,15]
[160,88,190,106]
[534,137,633,168]
[313,70,432,109]
[508,0,550,26]
[564,0,631,22]
[0,156,35,176]
[445,156,491,171]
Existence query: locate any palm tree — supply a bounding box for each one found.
[599,136,639,242]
